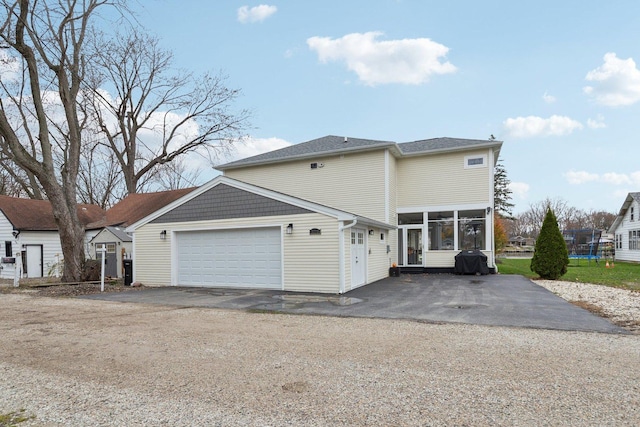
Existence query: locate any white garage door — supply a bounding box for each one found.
[176,227,282,289]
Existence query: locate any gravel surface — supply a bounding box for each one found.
[535,280,640,332]
[1,289,640,426]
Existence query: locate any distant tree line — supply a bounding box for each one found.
[504,198,617,240]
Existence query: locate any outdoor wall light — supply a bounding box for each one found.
[368,229,375,235]
[286,223,293,234]
[486,206,492,214]
[160,230,167,240]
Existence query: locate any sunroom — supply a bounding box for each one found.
[396,207,494,272]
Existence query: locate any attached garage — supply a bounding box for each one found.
[176,227,281,289]
[127,176,395,294]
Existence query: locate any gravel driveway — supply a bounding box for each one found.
[1,293,639,426]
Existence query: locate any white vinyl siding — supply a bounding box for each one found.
[20,231,63,278]
[613,199,640,262]
[225,151,388,222]
[397,150,492,207]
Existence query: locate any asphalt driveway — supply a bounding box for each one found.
[82,274,627,334]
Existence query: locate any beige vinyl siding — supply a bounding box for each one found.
[283,214,340,293]
[226,151,387,222]
[397,150,491,207]
[367,228,392,283]
[133,213,342,292]
[425,250,494,268]
[132,223,172,286]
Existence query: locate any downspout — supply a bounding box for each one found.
[338,219,358,294]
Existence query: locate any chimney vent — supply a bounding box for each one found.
[344,137,348,143]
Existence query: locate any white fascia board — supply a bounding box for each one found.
[400,141,502,158]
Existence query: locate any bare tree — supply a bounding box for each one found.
[86,30,249,194]
[511,198,617,239]
[0,0,117,281]
[75,138,125,208]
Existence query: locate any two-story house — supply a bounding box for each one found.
[126,135,502,293]
[609,192,640,263]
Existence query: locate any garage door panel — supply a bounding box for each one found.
[176,227,282,289]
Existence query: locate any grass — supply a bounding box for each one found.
[0,409,34,426]
[497,257,640,290]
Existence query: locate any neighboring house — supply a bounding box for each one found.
[0,195,104,280]
[127,135,502,293]
[88,226,132,278]
[87,188,196,278]
[608,192,640,263]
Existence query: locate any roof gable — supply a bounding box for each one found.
[128,176,395,231]
[608,192,640,233]
[0,195,104,231]
[151,183,313,223]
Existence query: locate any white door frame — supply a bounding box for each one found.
[25,244,43,278]
[350,228,366,290]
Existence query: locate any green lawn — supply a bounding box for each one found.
[496,257,640,290]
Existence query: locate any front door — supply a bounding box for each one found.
[97,243,118,277]
[25,245,43,278]
[407,228,423,265]
[350,228,366,289]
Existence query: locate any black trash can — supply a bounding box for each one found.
[123,259,133,286]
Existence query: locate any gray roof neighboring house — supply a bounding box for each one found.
[217,135,502,170]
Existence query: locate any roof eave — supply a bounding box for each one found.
[216,143,401,171]
[400,141,502,157]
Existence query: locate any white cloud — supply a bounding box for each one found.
[564,170,640,186]
[601,172,631,185]
[237,4,277,23]
[503,115,583,138]
[583,52,640,106]
[0,52,20,82]
[564,170,599,185]
[306,31,456,86]
[223,136,291,163]
[509,182,530,200]
[542,91,556,103]
[586,114,606,129]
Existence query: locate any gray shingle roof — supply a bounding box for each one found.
[217,135,397,169]
[398,137,499,155]
[217,135,501,170]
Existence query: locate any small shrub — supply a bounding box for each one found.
[530,207,569,280]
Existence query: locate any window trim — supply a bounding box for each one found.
[464,154,487,169]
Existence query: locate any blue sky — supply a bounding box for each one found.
[138,1,640,214]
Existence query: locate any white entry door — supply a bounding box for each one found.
[176,227,282,289]
[350,228,366,289]
[25,245,43,278]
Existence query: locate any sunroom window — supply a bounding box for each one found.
[458,210,486,250]
[427,211,454,250]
